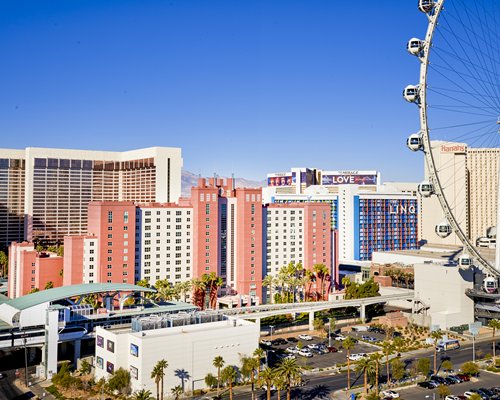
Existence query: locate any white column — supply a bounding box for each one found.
[45,309,59,379]
[309,311,315,331]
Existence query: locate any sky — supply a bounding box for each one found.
[0,0,427,182]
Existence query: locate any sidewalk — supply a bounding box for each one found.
[12,378,56,400]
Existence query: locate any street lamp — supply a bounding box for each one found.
[426,393,436,400]
[23,333,28,388]
[329,318,333,347]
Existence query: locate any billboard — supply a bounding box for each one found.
[321,173,377,186]
[300,168,316,186]
[267,172,296,187]
[130,343,139,357]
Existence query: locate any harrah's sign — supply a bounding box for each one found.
[441,144,466,153]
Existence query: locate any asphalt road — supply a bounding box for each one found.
[216,338,499,400]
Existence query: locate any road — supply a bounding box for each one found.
[216,338,498,400]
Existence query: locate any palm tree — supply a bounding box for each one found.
[151,365,162,400]
[0,250,8,277]
[131,389,154,400]
[258,366,275,400]
[313,263,329,300]
[221,365,237,400]
[170,385,183,400]
[241,356,260,400]
[276,357,301,400]
[155,359,168,400]
[430,330,443,373]
[213,355,225,396]
[355,357,373,394]
[381,341,394,384]
[370,353,384,395]
[343,336,356,389]
[262,275,275,304]
[191,278,206,309]
[488,319,500,365]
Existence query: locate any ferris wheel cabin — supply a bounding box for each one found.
[418,0,435,13]
[407,133,423,151]
[407,38,424,56]
[435,220,452,238]
[403,85,420,103]
[458,253,472,269]
[483,277,498,294]
[418,182,434,197]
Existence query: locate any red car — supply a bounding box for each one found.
[327,346,338,353]
[456,374,470,382]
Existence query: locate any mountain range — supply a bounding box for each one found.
[181,170,265,197]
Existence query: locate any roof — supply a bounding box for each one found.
[5,283,156,311]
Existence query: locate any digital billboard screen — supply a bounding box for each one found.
[267,172,296,187]
[321,173,377,186]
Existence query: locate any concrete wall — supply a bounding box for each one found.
[414,263,474,329]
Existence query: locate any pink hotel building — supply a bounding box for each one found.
[9,177,335,301]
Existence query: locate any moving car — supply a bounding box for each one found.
[298,334,313,341]
[381,390,400,398]
[348,354,363,361]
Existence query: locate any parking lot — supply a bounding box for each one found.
[393,371,500,400]
[261,332,380,369]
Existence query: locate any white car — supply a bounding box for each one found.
[298,334,313,341]
[298,349,313,357]
[307,343,320,350]
[260,339,272,346]
[445,396,460,400]
[285,347,299,354]
[348,353,363,361]
[381,390,400,399]
[463,392,475,399]
[335,334,347,341]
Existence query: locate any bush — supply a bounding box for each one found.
[460,361,479,377]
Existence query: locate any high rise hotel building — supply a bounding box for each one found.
[0,147,182,246]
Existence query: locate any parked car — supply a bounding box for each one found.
[445,396,461,400]
[261,339,272,346]
[307,343,320,350]
[327,346,338,353]
[298,349,313,358]
[286,337,298,343]
[335,334,347,341]
[348,354,363,361]
[367,336,379,342]
[272,338,287,346]
[362,335,371,341]
[284,355,296,360]
[446,375,461,384]
[418,381,437,389]
[430,376,449,385]
[456,374,471,382]
[444,377,458,385]
[381,390,400,398]
[318,346,330,354]
[285,347,299,354]
[298,334,313,341]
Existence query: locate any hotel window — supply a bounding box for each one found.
[108,211,113,223]
[124,211,129,223]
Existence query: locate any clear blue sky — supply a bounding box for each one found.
[0,0,426,182]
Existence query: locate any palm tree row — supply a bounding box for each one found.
[192,272,224,310]
[262,261,332,303]
[382,266,414,288]
[150,359,168,400]
[257,358,302,400]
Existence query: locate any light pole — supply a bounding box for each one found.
[269,325,274,341]
[329,318,332,347]
[426,393,436,400]
[23,334,28,387]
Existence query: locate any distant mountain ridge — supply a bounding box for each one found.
[181,170,265,197]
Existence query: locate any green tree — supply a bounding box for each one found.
[417,358,431,376]
[44,281,54,290]
[488,319,500,364]
[313,317,325,333]
[79,359,91,375]
[0,250,8,277]
[155,359,168,400]
[262,275,275,304]
[343,277,381,317]
[355,357,373,394]
[370,353,383,395]
[131,389,154,400]
[213,355,225,396]
[170,385,183,400]
[275,358,301,400]
[441,360,453,372]
[204,373,217,389]
[430,330,443,373]
[258,366,275,400]
[381,341,394,383]
[107,368,131,396]
[28,287,40,294]
[437,384,451,398]
[221,365,237,400]
[460,361,479,377]
[241,355,260,400]
[468,394,482,400]
[151,365,162,400]
[343,336,356,389]
[390,358,405,382]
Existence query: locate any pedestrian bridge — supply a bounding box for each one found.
[220,290,416,329]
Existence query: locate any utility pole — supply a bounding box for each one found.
[329,318,332,347]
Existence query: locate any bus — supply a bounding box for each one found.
[437,339,460,352]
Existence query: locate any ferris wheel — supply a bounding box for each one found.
[404,0,500,280]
